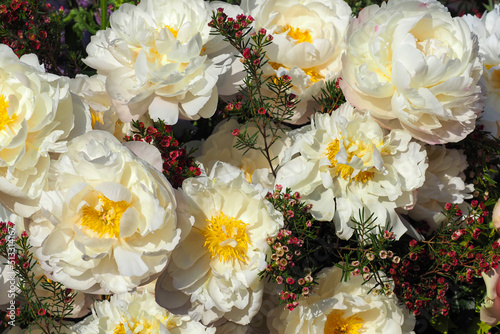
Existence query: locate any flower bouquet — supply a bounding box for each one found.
[0,0,499,333]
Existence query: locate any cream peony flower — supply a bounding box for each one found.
[275,103,428,239]
[0,44,90,217]
[340,0,483,144]
[241,0,351,124]
[83,0,242,125]
[155,162,283,325]
[464,4,500,137]
[73,290,214,334]
[404,145,472,231]
[480,262,500,326]
[267,265,415,333]
[196,118,290,189]
[29,130,181,294]
[69,73,153,141]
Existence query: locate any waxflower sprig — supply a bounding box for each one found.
[124,120,201,189]
[209,8,299,177]
[388,201,499,332]
[0,221,77,334]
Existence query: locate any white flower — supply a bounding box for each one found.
[267,266,415,334]
[404,145,472,231]
[83,0,242,125]
[275,103,428,239]
[29,130,180,294]
[241,0,351,124]
[340,0,483,144]
[0,45,90,217]
[196,118,290,189]
[464,5,500,137]
[73,290,213,334]
[155,162,283,325]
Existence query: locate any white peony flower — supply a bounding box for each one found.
[340,0,483,144]
[155,162,283,325]
[69,74,153,141]
[0,44,90,217]
[73,290,213,334]
[83,0,242,125]
[241,0,351,124]
[464,5,500,137]
[196,118,290,189]
[267,266,415,334]
[275,103,428,239]
[29,130,181,294]
[404,145,472,231]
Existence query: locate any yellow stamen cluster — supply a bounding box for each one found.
[279,24,313,44]
[326,139,378,184]
[80,194,130,239]
[202,212,251,264]
[324,310,364,334]
[0,94,16,131]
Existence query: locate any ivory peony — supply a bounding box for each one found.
[29,130,181,294]
[340,0,483,144]
[155,162,283,326]
[404,145,472,231]
[83,0,242,125]
[267,265,415,333]
[73,290,214,334]
[0,44,90,217]
[464,4,500,137]
[196,118,290,189]
[275,103,428,239]
[241,0,351,124]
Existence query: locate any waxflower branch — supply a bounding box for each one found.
[0,222,76,333]
[209,9,299,177]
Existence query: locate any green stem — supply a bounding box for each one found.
[100,0,107,30]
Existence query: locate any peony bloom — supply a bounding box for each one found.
[275,103,427,239]
[267,265,415,333]
[83,0,242,125]
[69,74,154,141]
[155,162,283,325]
[464,4,500,137]
[481,262,500,326]
[241,0,351,124]
[404,145,473,231]
[493,199,500,234]
[196,118,290,189]
[0,44,90,217]
[340,0,483,144]
[73,290,214,334]
[29,130,181,294]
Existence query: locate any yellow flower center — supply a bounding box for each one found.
[90,111,105,129]
[324,310,364,334]
[202,212,251,264]
[268,61,324,84]
[278,24,313,44]
[326,139,379,184]
[0,94,16,131]
[80,194,130,239]
[113,314,174,333]
[165,25,178,38]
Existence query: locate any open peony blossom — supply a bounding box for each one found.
[241,0,351,124]
[0,44,90,217]
[464,4,500,137]
[155,162,283,326]
[340,0,483,144]
[275,103,428,239]
[494,199,500,234]
[404,145,473,231]
[83,0,242,125]
[196,118,290,189]
[73,290,214,334]
[29,130,181,294]
[267,265,415,333]
[481,260,500,326]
